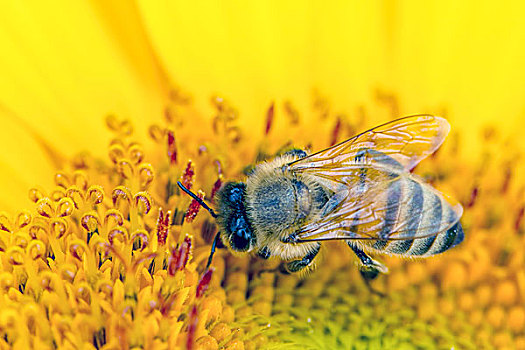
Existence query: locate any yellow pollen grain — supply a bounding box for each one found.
[302,278,327,296]
[200,295,223,322]
[495,280,518,306]
[468,247,491,284]
[295,295,314,309]
[507,306,525,332]
[245,340,259,350]
[387,271,409,292]
[195,335,219,350]
[475,284,492,307]
[0,272,14,291]
[417,300,436,321]
[210,322,232,343]
[224,339,245,350]
[476,328,492,347]
[493,331,513,349]
[275,294,293,308]
[419,283,438,299]
[235,306,253,319]
[486,306,505,329]
[210,288,227,303]
[468,309,484,327]
[276,275,299,289]
[227,289,246,305]
[458,291,475,311]
[183,269,198,288]
[252,301,272,317]
[516,336,525,350]
[250,285,274,302]
[406,263,426,285]
[221,305,235,324]
[227,272,249,292]
[441,261,468,290]
[252,334,268,348]
[438,298,455,317]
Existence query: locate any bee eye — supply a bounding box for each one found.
[229,215,253,252]
[232,228,251,251]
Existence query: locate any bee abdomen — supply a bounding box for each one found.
[377,177,463,257]
[413,189,463,257]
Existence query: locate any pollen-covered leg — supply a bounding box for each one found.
[279,243,321,274]
[348,243,388,295]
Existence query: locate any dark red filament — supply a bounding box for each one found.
[186,306,198,350]
[196,268,214,298]
[467,186,479,208]
[515,206,524,232]
[330,117,342,146]
[168,235,192,275]
[211,178,223,203]
[167,130,177,164]
[265,102,275,135]
[501,166,512,194]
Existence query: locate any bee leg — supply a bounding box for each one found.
[255,247,281,276]
[348,243,388,296]
[257,246,271,259]
[279,243,321,274]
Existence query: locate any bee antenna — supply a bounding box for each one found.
[177,181,218,218]
[206,232,221,270]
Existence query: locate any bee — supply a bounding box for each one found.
[178,115,464,281]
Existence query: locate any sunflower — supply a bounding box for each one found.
[0,2,524,349]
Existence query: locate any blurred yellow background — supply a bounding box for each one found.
[1,1,525,211]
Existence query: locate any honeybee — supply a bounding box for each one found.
[178,115,464,281]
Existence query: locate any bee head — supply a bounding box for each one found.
[177,181,255,271]
[215,182,256,253]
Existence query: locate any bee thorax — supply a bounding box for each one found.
[249,178,312,236]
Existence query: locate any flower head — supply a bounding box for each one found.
[2,88,524,349]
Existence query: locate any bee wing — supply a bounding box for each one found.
[287,115,450,178]
[295,170,463,246]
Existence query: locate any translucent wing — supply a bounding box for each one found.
[286,115,460,248]
[287,115,450,183]
[295,170,463,248]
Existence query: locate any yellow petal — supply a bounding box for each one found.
[0,1,169,210]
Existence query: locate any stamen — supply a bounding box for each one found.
[156,208,171,246]
[196,268,214,298]
[185,191,205,223]
[181,160,195,190]
[211,176,223,202]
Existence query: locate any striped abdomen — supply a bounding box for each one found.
[371,176,464,257]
